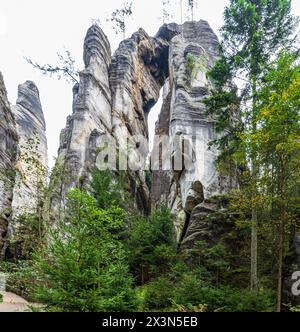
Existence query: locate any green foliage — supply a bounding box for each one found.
[8,214,47,260]
[145,170,152,191]
[33,189,138,312]
[205,0,297,168]
[205,0,298,306]
[188,241,231,282]
[91,169,132,211]
[0,260,37,302]
[126,205,176,283]
[173,272,274,312]
[186,53,208,81]
[143,277,175,310]
[290,306,300,312]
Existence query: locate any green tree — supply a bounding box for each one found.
[250,52,300,311]
[91,170,132,211]
[126,205,176,284]
[34,189,137,312]
[205,0,297,294]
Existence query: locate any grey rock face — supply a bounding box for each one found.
[0,73,18,256]
[50,24,178,215]
[51,21,232,238]
[110,28,169,142]
[151,21,231,241]
[11,81,48,219]
[169,21,226,207]
[49,24,112,216]
[109,28,175,214]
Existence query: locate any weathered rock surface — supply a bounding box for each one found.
[0,73,18,256]
[109,27,175,214]
[50,21,232,243]
[152,21,232,241]
[11,81,48,218]
[49,24,112,216]
[50,23,178,215]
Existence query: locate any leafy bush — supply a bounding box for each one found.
[91,170,132,211]
[186,53,208,80]
[290,306,300,312]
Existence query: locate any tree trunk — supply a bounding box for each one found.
[251,209,258,293]
[276,216,284,312]
[276,164,286,312]
[250,78,258,294]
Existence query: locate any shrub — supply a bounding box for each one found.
[173,272,275,312]
[126,205,176,283]
[0,260,37,302]
[143,277,175,310]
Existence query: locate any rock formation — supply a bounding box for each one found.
[0,18,299,308]
[109,26,174,214]
[49,20,232,246]
[11,81,48,218]
[0,76,48,257]
[0,73,18,256]
[151,21,231,242]
[49,24,112,217]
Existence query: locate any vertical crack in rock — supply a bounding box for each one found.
[109,27,178,214]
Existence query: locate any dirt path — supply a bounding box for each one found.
[0,291,31,312]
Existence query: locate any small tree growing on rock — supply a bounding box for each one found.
[25,48,79,85]
[187,0,197,21]
[108,1,133,40]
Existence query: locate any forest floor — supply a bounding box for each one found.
[0,291,37,312]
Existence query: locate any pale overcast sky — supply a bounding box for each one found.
[0,0,299,168]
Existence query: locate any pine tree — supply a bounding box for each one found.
[34,189,138,312]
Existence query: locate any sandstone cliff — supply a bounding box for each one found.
[11,81,48,218]
[0,76,48,257]
[49,24,112,217]
[49,20,232,246]
[0,73,18,256]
